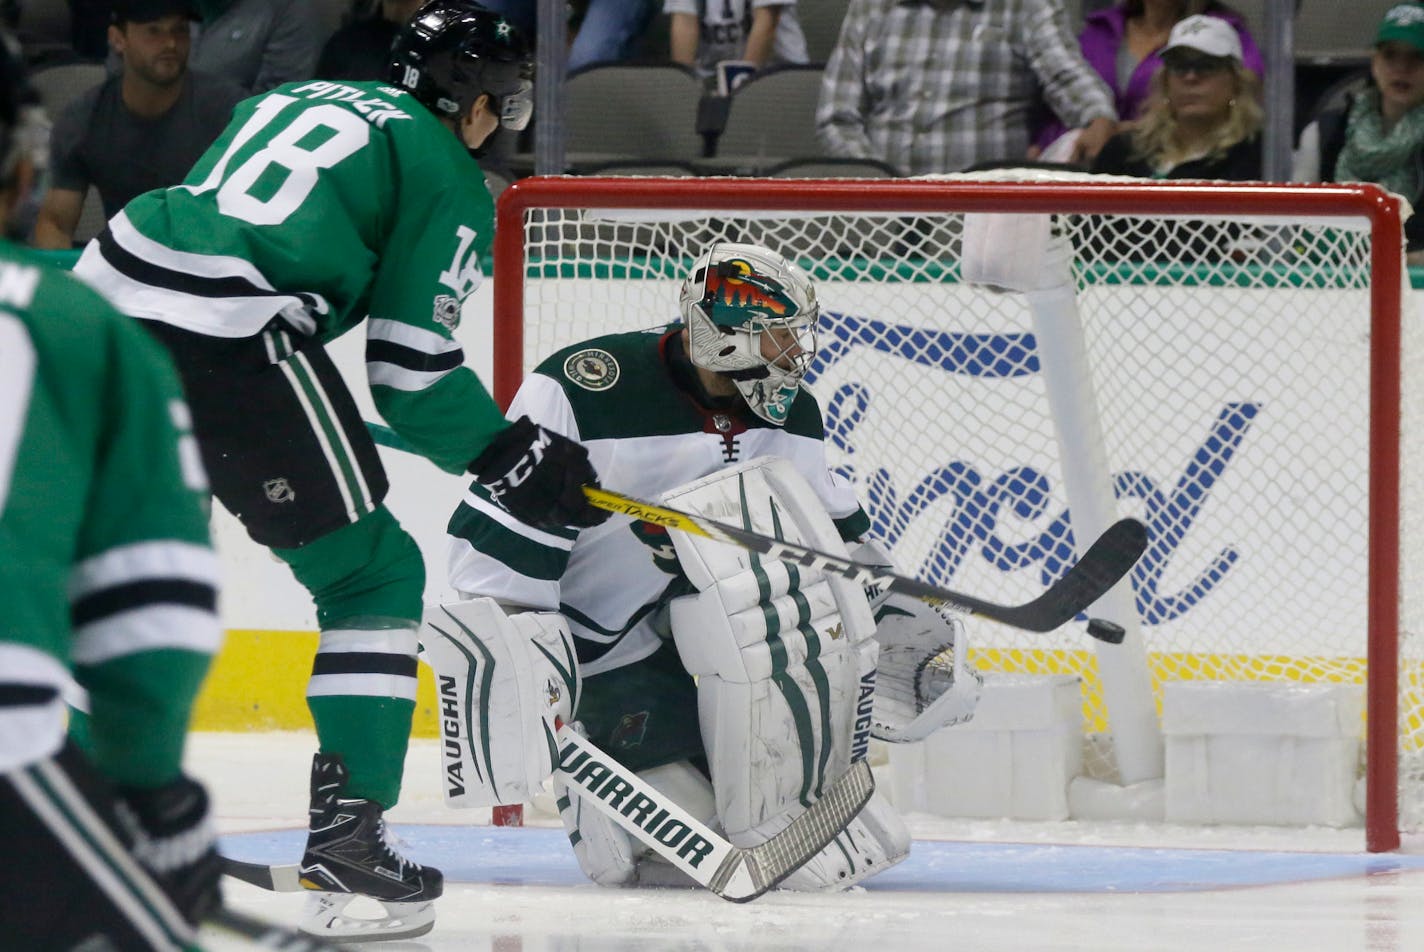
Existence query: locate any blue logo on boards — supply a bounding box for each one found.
[807,312,1256,626]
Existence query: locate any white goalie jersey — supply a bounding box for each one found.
[445,326,870,677]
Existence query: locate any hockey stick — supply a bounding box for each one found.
[365,420,1142,638]
[221,857,303,892]
[206,907,348,950]
[222,723,874,904]
[583,485,1143,637]
[50,693,337,942]
[552,722,873,902]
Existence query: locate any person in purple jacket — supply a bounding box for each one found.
[1036,0,1262,157]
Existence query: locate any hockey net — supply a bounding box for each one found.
[491,172,1418,849]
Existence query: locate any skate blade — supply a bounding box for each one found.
[299,891,436,943]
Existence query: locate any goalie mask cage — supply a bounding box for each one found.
[491,172,1415,851]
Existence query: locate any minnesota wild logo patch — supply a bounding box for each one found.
[564,348,620,391]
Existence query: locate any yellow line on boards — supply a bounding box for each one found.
[191,629,442,736]
[194,631,1375,738]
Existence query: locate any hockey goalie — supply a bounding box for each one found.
[427,242,983,891]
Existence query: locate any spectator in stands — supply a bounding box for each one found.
[1036,0,1262,158]
[1293,3,1424,261]
[667,0,807,89]
[568,0,659,72]
[34,0,245,248]
[816,0,1116,175]
[190,0,324,93]
[316,0,422,81]
[1091,15,1262,179]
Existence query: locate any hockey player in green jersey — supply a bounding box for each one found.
[431,242,984,893]
[74,0,606,941]
[0,36,224,952]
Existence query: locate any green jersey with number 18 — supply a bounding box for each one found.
[74,79,507,473]
[0,243,219,785]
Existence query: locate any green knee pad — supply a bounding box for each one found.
[273,505,425,628]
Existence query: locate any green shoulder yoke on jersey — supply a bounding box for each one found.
[535,326,828,443]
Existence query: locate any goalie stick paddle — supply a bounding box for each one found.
[582,485,1146,636]
[221,723,875,904]
[363,421,1144,635]
[553,722,873,902]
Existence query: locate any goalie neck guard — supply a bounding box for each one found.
[678,242,819,426]
[389,0,533,131]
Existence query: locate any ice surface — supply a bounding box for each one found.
[195,732,1424,951]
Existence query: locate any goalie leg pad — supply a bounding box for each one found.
[663,458,876,640]
[662,459,876,843]
[421,599,579,807]
[778,789,910,891]
[554,763,637,887]
[556,751,714,888]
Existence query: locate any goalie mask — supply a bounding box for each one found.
[678,242,819,426]
[389,0,534,133]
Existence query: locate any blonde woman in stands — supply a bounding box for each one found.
[1036,0,1261,155]
[1091,14,1261,180]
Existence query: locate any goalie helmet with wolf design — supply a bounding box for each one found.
[678,242,819,426]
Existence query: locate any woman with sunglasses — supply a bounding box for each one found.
[1033,0,1261,159]
[1090,14,1262,180]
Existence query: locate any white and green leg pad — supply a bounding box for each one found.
[421,598,580,808]
[663,458,904,889]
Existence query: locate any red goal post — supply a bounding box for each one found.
[490,174,1412,850]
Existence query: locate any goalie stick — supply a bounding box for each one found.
[222,723,875,903]
[364,421,1145,637]
[583,485,1144,637]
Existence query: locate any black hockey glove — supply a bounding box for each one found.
[469,415,609,529]
[114,775,222,927]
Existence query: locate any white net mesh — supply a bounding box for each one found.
[503,173,1419,836]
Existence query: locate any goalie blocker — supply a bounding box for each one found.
[422,599,579,808]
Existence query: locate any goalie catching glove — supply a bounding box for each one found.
[469,415,608,530]
[113,774,223,927]
[852,541,983,742]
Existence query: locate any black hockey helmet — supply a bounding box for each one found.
[389,1,533,131]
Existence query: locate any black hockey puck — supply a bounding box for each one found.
[1087,618,1126,644]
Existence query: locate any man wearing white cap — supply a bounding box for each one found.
[1091,13,1263,180]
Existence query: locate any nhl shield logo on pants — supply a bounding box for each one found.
[264,478,295,503]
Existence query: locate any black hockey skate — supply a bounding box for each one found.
[297,752,442,943]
